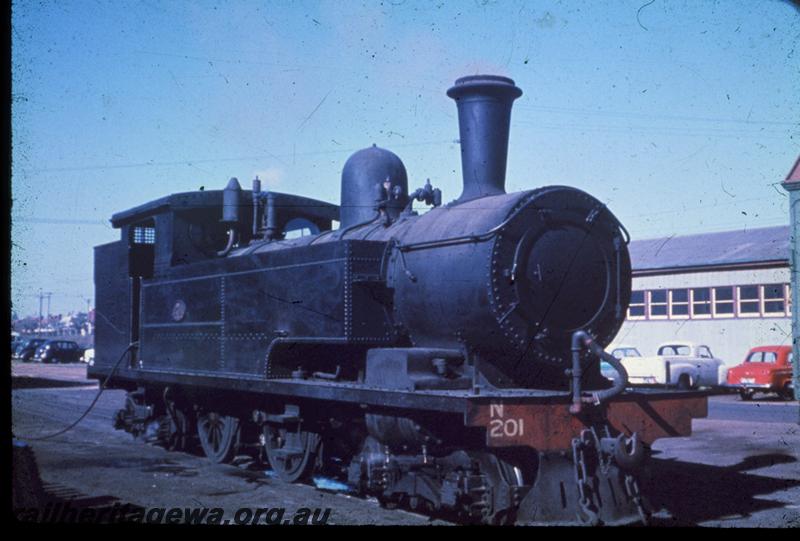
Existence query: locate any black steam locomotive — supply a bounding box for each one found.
[90,75,706,525]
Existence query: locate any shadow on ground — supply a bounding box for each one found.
[642,453,800,526]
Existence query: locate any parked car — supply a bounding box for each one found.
[14,338,47,362]
[33,340,84,364]
[601,345,642,381]
[82,347,95,365]
[726,345,794,401]
[619,341,728,389]
[11,335,23,356]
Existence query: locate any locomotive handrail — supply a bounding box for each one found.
[394,201,629,254]
[394,212,515,253]
[334,211,382,240]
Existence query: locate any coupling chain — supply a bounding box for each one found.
[572,429,600,526]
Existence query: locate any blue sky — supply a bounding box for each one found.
[11,0,800,317]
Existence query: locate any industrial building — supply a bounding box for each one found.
[612,225,791,365]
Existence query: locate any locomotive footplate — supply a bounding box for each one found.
[98,367,708,434]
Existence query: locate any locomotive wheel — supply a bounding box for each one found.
[263,425,321,483]
[196,412,240,464]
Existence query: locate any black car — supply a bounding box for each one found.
[33,340,84,364]
[15,339,47,362]
[11,336,23,355]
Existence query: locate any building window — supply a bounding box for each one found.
[763,283,786,315]
[788,284,792,316]
[628,290,645,319]
[624,282,791,322]
[738,285,760,316]
[691,288,712,318]
[649,290,668,318]
[132,226,156,245]
[670,289,689,318]
[713,286,734,317]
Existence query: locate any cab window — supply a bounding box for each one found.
[284,217,320,239]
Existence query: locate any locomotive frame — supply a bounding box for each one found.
[90,75,708,525]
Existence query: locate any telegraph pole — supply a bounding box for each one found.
[780,156,800,415]
[38,289,43,322]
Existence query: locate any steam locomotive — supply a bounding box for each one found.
[90,75,707,525]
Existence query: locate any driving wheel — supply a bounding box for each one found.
[263,425,321,483]
[196,412,240,463]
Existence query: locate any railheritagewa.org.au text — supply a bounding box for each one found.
[15,502,332,525]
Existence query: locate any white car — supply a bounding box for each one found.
[82,347,95,365]
[601,345,642,381]
[620,341,728,389]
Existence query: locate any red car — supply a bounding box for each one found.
[726,345,795,401]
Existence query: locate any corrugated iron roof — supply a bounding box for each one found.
[629,225,790,272]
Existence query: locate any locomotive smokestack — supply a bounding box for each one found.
[447,75,522,202]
